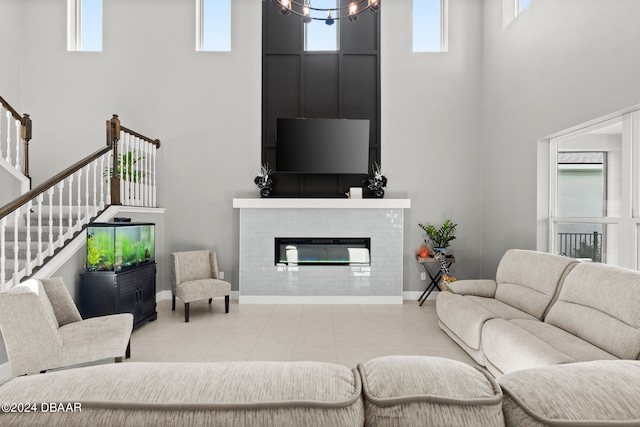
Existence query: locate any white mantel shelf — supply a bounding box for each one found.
[233,198,411,209]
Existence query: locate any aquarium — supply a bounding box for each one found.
[86,222,155,271]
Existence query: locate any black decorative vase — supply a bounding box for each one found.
[373,188,385,198]
[260,186,273,198]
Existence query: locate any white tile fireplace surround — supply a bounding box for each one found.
[233,199,411,304]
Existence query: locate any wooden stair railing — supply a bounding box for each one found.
[0,115,161,290]
[0,94,32,182]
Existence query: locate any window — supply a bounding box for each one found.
[196,0,231,52]
[413,0,448,53]
[545,111,640,269]
[517,0,531,15]
[67,0,102,52]
[304,0,339,51]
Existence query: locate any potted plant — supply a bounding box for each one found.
[254,163,275,198]
[104,150,147,182]
[366,162,388,198]
[418,219,458,254]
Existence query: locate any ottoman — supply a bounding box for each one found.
[357,356,504,427]
[0,361,364,426]
[498,360,640,426]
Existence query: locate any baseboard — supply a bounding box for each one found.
[403,290,439,301]
[158,291,427,303]
[156,290,240,301]
[239,295,403,304]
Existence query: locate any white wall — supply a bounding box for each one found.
[480,0,640,276]
[19,0,262,292]
[382,0,484,291]
[10,0,640,292]
[0,0,23,369]
[0,168,22,207]
[0,0,22,104]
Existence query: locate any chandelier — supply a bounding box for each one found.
[264,0,380,25]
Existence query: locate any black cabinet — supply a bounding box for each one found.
[80,263,157,329]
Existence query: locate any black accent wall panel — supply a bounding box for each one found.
[304,55,340,118]
[262,1,381,198]
[264,54,301,164]
[264,4,302,51]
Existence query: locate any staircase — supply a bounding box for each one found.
[0,95,32,198]
[3,210,64,281]
[0,115,161,290]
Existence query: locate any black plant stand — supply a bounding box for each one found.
[417,255,455,306]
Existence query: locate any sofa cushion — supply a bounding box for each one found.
[436,292,536,351]
[58,313,133,366]
[20,279,59,329]
[172,251,213,283]
[358,355,504,427]
[545,262,640,360]
[446,279,497,297]
[39,277,82,326]
[498,360,640,426]
[0,361,364,427]
[494,249,577,319]
[482,318,617,376]
[176,278,230,304]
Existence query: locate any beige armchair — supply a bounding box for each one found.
[170,250,231,322]
[0,277,132,377]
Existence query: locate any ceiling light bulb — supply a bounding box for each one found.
[349,3,357,15]
[302,4,312,23]
[325,10,335,25]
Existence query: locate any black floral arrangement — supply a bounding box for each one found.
[367,162,388,198]
[254,164,275,198]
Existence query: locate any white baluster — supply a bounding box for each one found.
[68,175,74,239]
[5,111,11,163]
[48,188,55,256]
[130,135,135,205]
[129,134,135,205]
[1,216,6,290]
[129,135,138,206]
[25,200,32,276]
[135,137,141,206]
[37,193,44,264]
[92,160,97,217]
[152,144,157,207]
[106,151,111,206]
[100,153,105,209]
[84,165,89,223]
[13,208,20,286]
[14,119,20,171]
[121,135,127,205]
[58,181,65,248]
[77,168,83,227]
[145,141,150,206]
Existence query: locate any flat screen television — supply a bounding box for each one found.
[276,118,370,174]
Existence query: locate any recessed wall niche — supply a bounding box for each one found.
[262,0,381,198]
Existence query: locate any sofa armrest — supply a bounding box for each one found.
[446,279,497,297]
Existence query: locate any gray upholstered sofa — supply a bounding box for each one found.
[437,249,640,376]
[1,356,639,426]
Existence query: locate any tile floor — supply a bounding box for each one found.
[126,298,477,369]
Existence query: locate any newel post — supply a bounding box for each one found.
[20,114,32,183]
[108,114,122,205]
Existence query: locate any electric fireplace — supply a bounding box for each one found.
[275,238,371,266]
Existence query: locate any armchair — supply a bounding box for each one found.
[0,277,132,377]
[170,250,231,322]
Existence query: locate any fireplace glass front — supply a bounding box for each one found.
[275,238,371,266]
